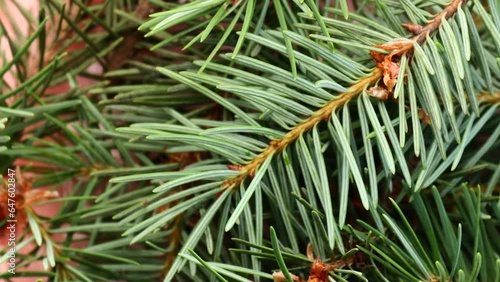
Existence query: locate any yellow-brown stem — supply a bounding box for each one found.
[223,68,383,188]
[478,92,500,104]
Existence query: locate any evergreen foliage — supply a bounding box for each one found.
[0,0,499,281]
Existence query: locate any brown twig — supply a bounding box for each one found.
[414,0,467,45]
[222,0,467,190]
[478,92,500,104]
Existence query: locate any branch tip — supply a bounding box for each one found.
[222,0,468,190]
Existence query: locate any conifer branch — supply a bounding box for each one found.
[3,1,496,280]
[223,69,382,188]
[223,0,467,190]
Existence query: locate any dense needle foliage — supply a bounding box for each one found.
[0,0,499,281]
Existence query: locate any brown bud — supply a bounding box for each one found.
[367,86,391,101]
[418,109,432,125]
[401,23,423,35]
[370,50,386,64]
[249,168,255,179]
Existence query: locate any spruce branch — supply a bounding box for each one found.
[2,1,498,281]
[223,0,468,191]
[223,68,382,189]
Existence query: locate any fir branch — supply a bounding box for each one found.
[223,0,468,190]
[2,1,498,281]
[223,68,382,188]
